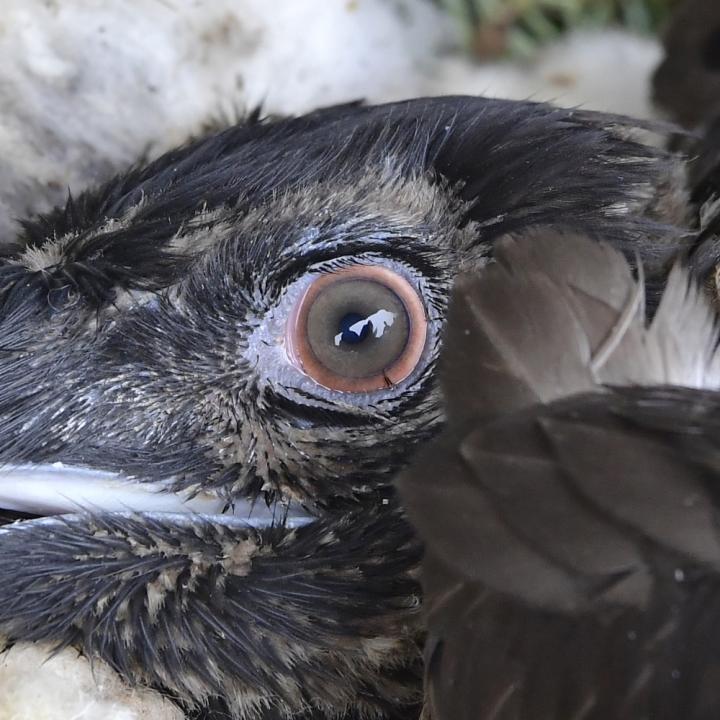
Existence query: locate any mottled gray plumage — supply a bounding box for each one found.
[0,96,711,719]
[400,232,720,720]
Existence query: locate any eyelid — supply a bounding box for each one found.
[286,265,428,393]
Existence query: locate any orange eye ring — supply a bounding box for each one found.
[286,265,428,393]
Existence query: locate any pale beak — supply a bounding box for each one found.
[0,463,313,528]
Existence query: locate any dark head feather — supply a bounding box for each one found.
[0,97,705,719]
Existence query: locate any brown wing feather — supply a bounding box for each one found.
[399,232,720,720]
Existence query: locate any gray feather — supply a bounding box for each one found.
[444,231,720,429]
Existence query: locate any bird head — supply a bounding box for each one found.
[0,97,691,718]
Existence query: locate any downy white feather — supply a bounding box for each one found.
[447,231,720,421]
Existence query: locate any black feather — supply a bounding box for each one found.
[5,96,688,310]
[0,508,422,718]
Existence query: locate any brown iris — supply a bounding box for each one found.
[286,265,427,392]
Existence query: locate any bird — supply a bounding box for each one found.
[399,230,720,720]
[0,96,708,719]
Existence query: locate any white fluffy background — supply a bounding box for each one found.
[0,0,661,239]
[0,1,662,718]
[0,644,183,720]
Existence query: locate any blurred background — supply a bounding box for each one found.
[0,0,699,238]
[439,0,673,56]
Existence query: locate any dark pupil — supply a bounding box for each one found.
[337,312,371,346]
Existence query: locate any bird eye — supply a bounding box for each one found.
[286,265,427,392]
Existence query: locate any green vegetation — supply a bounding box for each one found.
[437,0,679,58]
